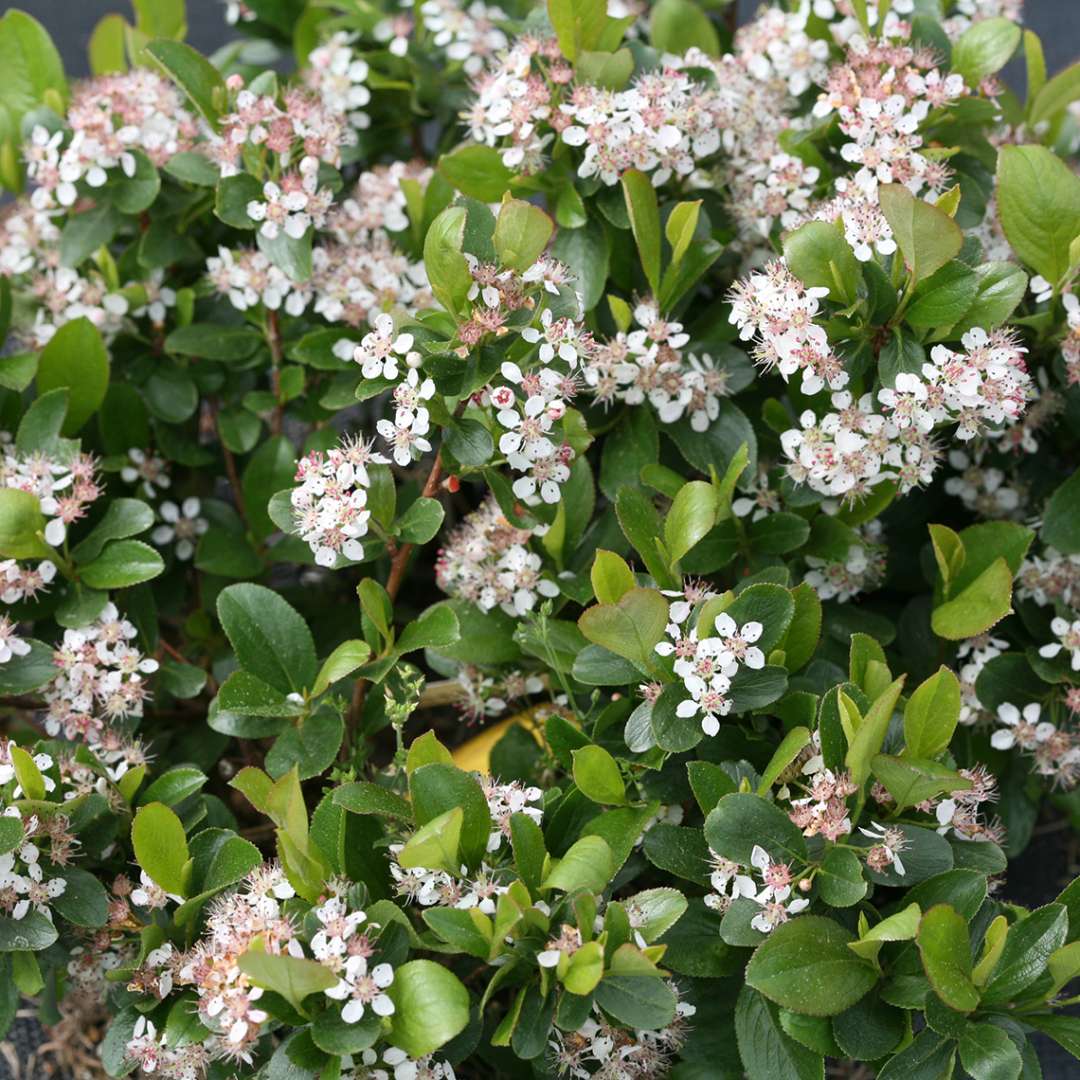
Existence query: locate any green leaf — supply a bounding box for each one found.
[879,183,963,284]
[817,847,867,908]
[237,947,337,1012]
[951,17,1021,84]
[311,640,370,696]
[0,912,58,952]
[10,746,45,801]
[493,196,553,272]
[139,767,207,808]
[931,558,1013,640]
[705,792,807,867]
[590,549,635,604]
[50,866,109,928]
[145,39,224,128]
[996,144,1080,285]
[131,802,189,897]
[394,497,444,544]
[398,807,462,875]
[871,755,969,810]
[0,640,54,695]
[410,763,490,871]
[958,1023,1023,1080]
[165,323,262,361]
[438,143,513,201]
[72,498,154,563]
[1042,468,1080,555]
[572,744,626,805]
[621,169,662,297]
[0,488,47,560]
[217,583,318,695]
[665,480,719,565]
[546,0,606,61]
[0,11,66,136]
[845,676,906,786]
[981,904,1068,1004]
[906,261,979,329]
[594,975,677,1029]
[949,262,1027,336]
[132,0,187,40]
[542,835,614,893]
[265,709,344,781]
[664,200,701,270]
[648,0,720,57]
[1029,60,1080,127]
[387,960,470,1058]
[735,987,825,1080]
[551,215,609,312]
[396,603,459,653]
[758,727,812,795]
[36,318,109,434]
[782,220,860,306]
[917,904,979,1013]
[577,587,667,672]
[904,666,961,759]
[746,916,878,1017]
[80,540,164,589]
[333,782,412,821]
[423,206,472,317]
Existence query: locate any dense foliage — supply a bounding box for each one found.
[2,0,1080,1076]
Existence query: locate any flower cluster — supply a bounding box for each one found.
[1,441,102,547]
[803,529,887,603]
[728,260,844,396]
[878,329,1031,441]
[171,865,298,1065]
[43,604,159,749]
[24,70,197,209]
[435,495,558,616]
[291,436,387,567]
[655,592,766,737]
[548,998,696,1078]
[0,806,68,922]
[1018,548,1080,610]
[583,301,736,431]
[992,702,1080,789]
[246,156,334,240]
[207,246,312,315]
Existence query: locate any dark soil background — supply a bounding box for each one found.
[3,0,1080,1076]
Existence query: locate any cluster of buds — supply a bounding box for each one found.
[43,604,159,749]
[435,495,559,617]
[291,435,387,568]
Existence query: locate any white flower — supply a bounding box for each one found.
[152,498,208,561]
[325,954,396,1023]
[354,313,418,380]
[991,702,1055,751]
[1039,617,1080,671]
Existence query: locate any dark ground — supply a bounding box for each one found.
[5,0,1080,1076]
